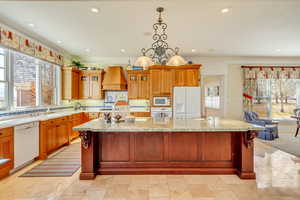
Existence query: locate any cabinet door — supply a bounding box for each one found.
[150,69,162,95]
[90,73,102,99]
[62,69,72,100]
[161,69,173,95]
[79,72,90,99]
[72,71,79,99]
[139,74,150,99]
[56,122,69,147]
[174,69,185,86]
[46,125,56,152]
[128,74,139,99]
[0,136,13,161]
[185,69,199,86]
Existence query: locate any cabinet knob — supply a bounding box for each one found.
[0,133,2,136]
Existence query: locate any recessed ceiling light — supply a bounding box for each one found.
[85,48,90,52]
[28,23,35,28]
[91,8,99,13]
[191,49,196,53]
[120,49,126,53]
[57,40,62,44]
[221,8,230,13]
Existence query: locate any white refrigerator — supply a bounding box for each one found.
[173,87,201,118]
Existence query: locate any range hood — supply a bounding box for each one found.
[102,66,127,90]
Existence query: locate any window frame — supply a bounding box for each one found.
[0,46,9,110]
[0,45,61,111]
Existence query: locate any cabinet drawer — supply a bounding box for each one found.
[72,113,82,120]
[0,128,13,138]
[55,117,69,124]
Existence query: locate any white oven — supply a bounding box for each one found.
[153,97,170,106]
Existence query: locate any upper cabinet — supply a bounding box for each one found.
[148,65,200,97]
[79,70,104,99]
[127,70,150,99]
[62,67,80,100]
[174,67,199,87]
[150,69,174,96]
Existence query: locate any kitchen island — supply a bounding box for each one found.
[74,118,263,180]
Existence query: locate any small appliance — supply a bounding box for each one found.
[153,96,171,106]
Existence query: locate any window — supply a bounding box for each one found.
[12,51,38,108]
[205,86,220,109]
[253,78,300,118]
[0,47,8,110]
[0,46,61,111]
[40,61,57,106]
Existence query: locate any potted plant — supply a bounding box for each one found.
[71,60,87,70]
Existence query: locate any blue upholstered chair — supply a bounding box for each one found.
[293,108,300,137]
[244,111,279,140]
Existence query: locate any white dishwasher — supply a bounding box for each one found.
[14,121,39,170]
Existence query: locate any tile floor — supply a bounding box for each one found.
[0,140,300,200]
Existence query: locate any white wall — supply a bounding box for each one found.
[82,56,300,120]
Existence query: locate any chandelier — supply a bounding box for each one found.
[135,7,186,67]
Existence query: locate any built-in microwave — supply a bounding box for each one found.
[153,96,171,106]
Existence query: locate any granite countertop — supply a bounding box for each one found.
[73,118,264,132]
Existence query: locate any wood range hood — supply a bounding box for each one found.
[102,66,127,90]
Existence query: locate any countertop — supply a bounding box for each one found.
[73,118,264,132]
[0,110,83,129]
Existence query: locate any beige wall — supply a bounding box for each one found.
[202,75,225,118]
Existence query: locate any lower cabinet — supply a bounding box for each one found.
[0,127,13,179]
[40,116,71,159]
[71,113,83,140]
[40,113,84,159]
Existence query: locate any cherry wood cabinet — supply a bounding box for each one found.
[149,65,200,96]
[0,128,13,169]
[148,65,201,107]
[71,113,83,140]
[161,69,174,95]
[149,69,162,96]
[174,68,199,86]
[80,130,255,180]
[40,116,71,159]
[127,70,150,99]
[79,70,104,99]
[62,67,80,100]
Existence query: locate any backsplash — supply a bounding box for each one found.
[0,106,73,118]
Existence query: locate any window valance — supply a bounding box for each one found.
[0,26,64,66]
[242,66,300,79]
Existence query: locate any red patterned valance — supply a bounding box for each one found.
[0,26,63,66]
[242,66,300,79]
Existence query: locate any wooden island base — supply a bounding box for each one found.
[79,131,256,180]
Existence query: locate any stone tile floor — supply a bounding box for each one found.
[0,140,300,200]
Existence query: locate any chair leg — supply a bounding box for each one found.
[295,128,299,137]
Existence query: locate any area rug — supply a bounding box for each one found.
[20,142,81,177]
[257,133,300,158]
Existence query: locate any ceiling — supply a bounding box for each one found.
[0,0,300,60]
